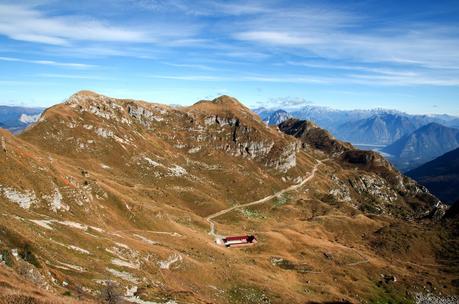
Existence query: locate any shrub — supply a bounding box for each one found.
[0,249,13,267]
[273,194,289,207]
[100,281,123,304]
[19,243,40,268]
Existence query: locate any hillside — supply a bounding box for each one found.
[0,91,456,304]
[407,147,459,204]
[382,123,459,171]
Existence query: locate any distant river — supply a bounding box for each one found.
[353,144,393,158]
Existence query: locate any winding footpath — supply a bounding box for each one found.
[206,159,325,239]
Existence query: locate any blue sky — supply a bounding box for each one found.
[0,0,458,115]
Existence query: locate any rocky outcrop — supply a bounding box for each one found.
[201,113,298,172]
[339,150,445,218]
[265,141,298,173]
[278,117,445,218]
[328,175,352,203]
[349,174,398,208]
[279,118,353,155]
[1,136,6,153]
[340,150,391,169]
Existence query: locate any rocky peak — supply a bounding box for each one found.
[72,90,101,98]
[190,95,258,124]
[279,118,353,155]
[210,95,240,105]
[340,150,393,170]
[65,90,121,108]
[195,95,243,106]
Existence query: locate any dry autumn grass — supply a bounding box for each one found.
[0,91,456,303]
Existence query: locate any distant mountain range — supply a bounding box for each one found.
[382,123,459,171]
[254,106,459,146]
[255,106,459,172]
[255,106,404,132]
[334,114,431,145]
[0,105,43,133]
[258,110,293,126]
[407,147,459,204]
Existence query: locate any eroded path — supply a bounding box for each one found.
[206,159,325,238]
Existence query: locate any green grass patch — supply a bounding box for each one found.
[240,208,264,219]
[228,286,271,304]
[273,194,289,207]
[369,284,414,304]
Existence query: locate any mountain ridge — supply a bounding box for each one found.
[255,106,459,146]
[0,91,456,303]
[382,123,459,171]
[407,147,459,204]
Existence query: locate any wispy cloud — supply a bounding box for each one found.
[146,72,459,86]
[1,0,458,114]
[0,56,94,69]
[264,96,314,109]
[229,3,459,75]
[286,61,419,77]
[235,31,320,46]
[38,73,108,80]
[0,3,196,46]
[349,73,459,86]
[148,74,224,81]
[130,0,270,16]
[163,62,216,71]
[145,73,334,84]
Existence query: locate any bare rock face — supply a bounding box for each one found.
[340,150,445,218]
[201,113,297,172]
[189,97,299,173]
[328,175,352,203]
[348,174,398,211]
[263,141,298,173]
[1,136,6,152]
[65,91,125,122]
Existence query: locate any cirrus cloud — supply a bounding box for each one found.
[0,3,191,46]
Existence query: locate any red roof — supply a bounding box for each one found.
[223,235,256,241]
[224,236,248,241]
